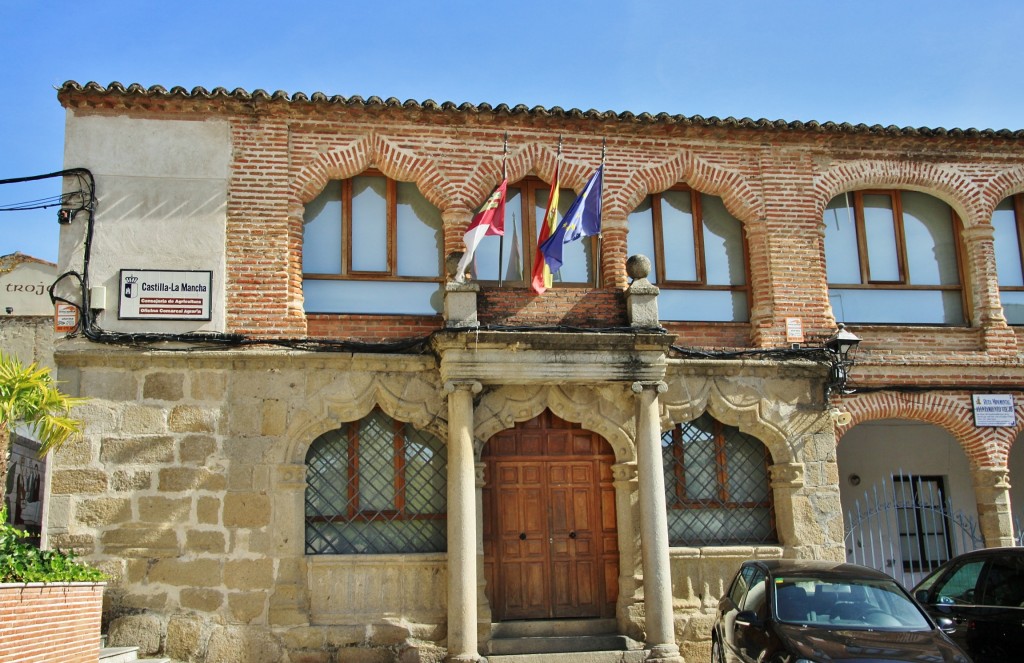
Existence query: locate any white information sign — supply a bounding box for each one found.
[118,269,212,321]
[972,394,1016,428]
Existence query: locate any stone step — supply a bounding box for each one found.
[488,650,649,663]
[488,635,632,656]
[491,618,618,639]
[98,646,170,663]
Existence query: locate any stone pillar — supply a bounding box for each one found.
[475,461,492,640]
[445,380,483,662]
[972,466,1016,548]
[612,462,643,639]
[632,381,682,663]
[961,224,1018,355]
[625,255,660,328]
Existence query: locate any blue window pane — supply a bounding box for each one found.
[824,196,861,284]
[1001,290,1024,325]
[467,187,523,282]
[659,289,749,322]
[303,280,442,315]
[351,176,388,272]
[701,194,745,286]
[902,192,958,286]
[863,194,900,282]
[303,182,343,274]
[396,182,442,277]
[661,190,697,282]
[627,197,657,283]
[993,198,1024,287]
[829,289,963,325]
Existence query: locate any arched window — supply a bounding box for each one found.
[662,413,776,546]
[628,187,749,321]
[464,177,599,286]
[823,190,965,325]
[304,409,447,554]
[992,193,1024,324]
[302,171,444,314]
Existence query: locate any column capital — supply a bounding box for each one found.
[445,380,483,395]
[611,462,638,483]
[474,462,486,487]
[769,462,805,488]
[631,380,667,394]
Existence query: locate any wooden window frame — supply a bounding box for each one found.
[304,170,442,284]
[666,419,773,515]
[472,176,599,288]
[829,189,966,294]
[312,410,444,526]
[645,185,751,298]
[998,193,1024,294]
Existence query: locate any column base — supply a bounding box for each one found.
[445,655,487,663]
[646,643,682,663]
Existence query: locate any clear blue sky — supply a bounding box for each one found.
[2,0,1022,263]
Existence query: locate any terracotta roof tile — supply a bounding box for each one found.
[57,81,1024,139]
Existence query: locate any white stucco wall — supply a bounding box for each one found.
[59,112,230,333]
[0,260,58,317]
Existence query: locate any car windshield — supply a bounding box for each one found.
[773,576,932,630]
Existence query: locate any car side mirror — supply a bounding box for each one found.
[935,616,956,635]
[735,610,763,628]
[915,589,930,603]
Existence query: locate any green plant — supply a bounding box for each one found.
[0,350,87,493]
[0,506,104,583]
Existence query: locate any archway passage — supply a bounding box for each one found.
[482,410,619,620]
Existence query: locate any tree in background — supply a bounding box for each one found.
[0,351,86,499]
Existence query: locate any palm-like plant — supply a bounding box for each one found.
[0,351,86,495]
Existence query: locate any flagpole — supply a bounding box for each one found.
[497,132,508,286]
[596,138,606,289]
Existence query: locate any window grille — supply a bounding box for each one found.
[305,409,447,554]
[663,413,776,546]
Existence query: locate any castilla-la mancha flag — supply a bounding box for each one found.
[455,179,507,281]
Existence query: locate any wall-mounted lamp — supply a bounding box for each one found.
[825,323,861,399]
[4,307,12,315]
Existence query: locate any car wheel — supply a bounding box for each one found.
[711,637,725,663]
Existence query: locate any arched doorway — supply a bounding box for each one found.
[482,410,619,620]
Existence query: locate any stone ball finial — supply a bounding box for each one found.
[626,254,651,280]
[446,252,465,280]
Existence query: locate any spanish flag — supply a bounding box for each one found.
[531,164,560,294]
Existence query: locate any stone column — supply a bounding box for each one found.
[632,381,682,663]
[475,461,492,639]
[972,467,1016,548]
[612,462,643,639]
[445,380,483,663]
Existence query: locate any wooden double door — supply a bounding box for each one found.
[482,410,619,620]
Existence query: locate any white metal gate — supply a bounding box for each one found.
[844,471,985,588]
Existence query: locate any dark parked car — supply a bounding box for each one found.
[913,547,1024,661]
[712,559,969,663]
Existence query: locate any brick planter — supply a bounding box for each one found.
[0,582,105,663]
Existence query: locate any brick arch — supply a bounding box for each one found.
[980,164,1024,218]
[614,149,763,223]
[506,142,603,190]
[836,392,1015,468]
[812,160,983,226]
[290,133,457,211]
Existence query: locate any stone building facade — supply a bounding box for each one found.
[45,81,1024,663]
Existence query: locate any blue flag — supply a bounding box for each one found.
[539,165,602,273]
